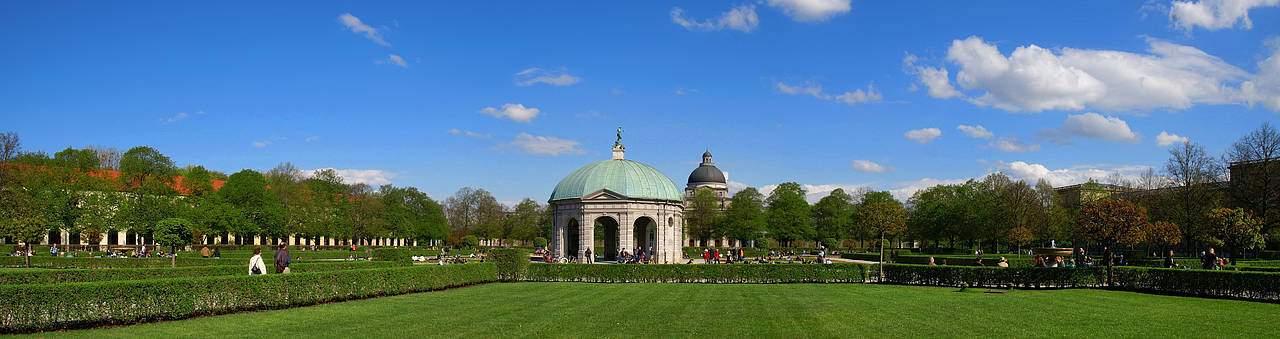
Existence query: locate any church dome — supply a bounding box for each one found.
[550,159,683,202]
[687,165,726,184]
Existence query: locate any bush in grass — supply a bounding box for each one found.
[0,263,498,333]
[0,261,407,285]
[489,248,530,281]
[533,237,548,249]
[525,263,868,283]
[822,238,838,249]
[877,264,1106,289]
[371,248,410,263]
[154,217,194,268]
[461,235,479,248]
[1113,267,1280,301]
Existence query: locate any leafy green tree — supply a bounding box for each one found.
[858,198,906,278]
[1007,226,1033,258]
[120,146,176,178]
[766,182,812,247]
[53,147,100,170]
[686,187,723,245]
[1144,221,1182,262]
[2,216,51,267]
[507,198,545,245]
[1205,208,1266,265]
[461,234,479,248]
[723,187,767,246]
[221,169,283,243]
[812,188,854,243]
[153,217,194,267]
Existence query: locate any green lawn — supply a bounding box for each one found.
[35,283,1280,338]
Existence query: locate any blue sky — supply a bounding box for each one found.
[2,1,1278,204]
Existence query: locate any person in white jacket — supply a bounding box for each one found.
[248,248,267,275]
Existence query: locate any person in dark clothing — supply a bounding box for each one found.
[1202,248,1217,270]
[584,248,592,263]
[1164,250,1176,268]
[1074,248,1086,267]
[274,244,292,274]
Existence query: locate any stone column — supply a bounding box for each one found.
[579,213,592,263]
[619,214,633,258]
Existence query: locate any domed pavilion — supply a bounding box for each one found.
[549,128,685,263]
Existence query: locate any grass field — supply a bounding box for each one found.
[37,283,1280,338]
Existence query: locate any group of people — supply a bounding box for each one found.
[619,247,655,264]
[247,243,292,275]
[701,248,745,264]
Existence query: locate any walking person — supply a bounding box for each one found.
[274,243,292,274]
[248,248,267,275]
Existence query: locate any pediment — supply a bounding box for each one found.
[583,189,628,200]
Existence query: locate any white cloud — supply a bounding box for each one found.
[775,81,881,105]
[851,160,892,173]
[671,5,759,32]
[300,168,397,186]
[674,88,700,95]
[448,128,491,138]
[766,0,852,22]
[514,68,582,86]
[500,133,586,156]
[165,112,188,124]
[992,161,1151,187]
[376,54,407,68]
[904,128,942,144]
[989,137,1041,153]
[903,53,962,99]
[252,141,270,148]
[887,177,973,201]
[957,124,994,139]
[1039,112,1141,145]
[909,36,1274,112]
[1170,0,1279,31]
[478,103,541,123]
[338,13,389,46]
[1156,131,1191,146]
[305,136,320,142]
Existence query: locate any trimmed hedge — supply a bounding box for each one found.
[0,261,406,285]
[489,248,530,281]
[0,256,244,269]
[525,263,868,283]
[1114,267,1280,302]
[0,263,498,333]
[877,264,1106,289]
[371,248,410,263]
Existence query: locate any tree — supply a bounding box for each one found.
[53,147,100,170]
[87,145,122,170]
[1165,141,1225,248]
[1008,226,1033,258]
[1077,199,1149,284]
[723,187,767,246]
[859,198,906,279]
[221,169,283,242]
[120,146,176,179]
[766,182,812,247]
[154,217,194,267]
[1,215,51,268]
[0,131,20,162]
[1205,208,1266,265]
[1144,221,1182,261]
[686,187,722,245]
[507,198,545,245]
[1226,122,1280,236]
[811,188,854,243]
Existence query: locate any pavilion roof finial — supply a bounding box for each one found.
[612,125,626,160]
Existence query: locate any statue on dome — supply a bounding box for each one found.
[614,125,624,149]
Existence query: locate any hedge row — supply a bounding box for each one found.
[1114,267,1280,302]
[0,261,406,285]
[524,263,868,283]
[0,263,498,333]
[876,264,1106,289]
[489,248,530,281]
[371,248,411,263]
[0,256,245,269]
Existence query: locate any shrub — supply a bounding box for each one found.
[877,264,1106,289]
[1113,267,1280,302]
[822,238,838,249]
[0,256,243,269]
[489,248,530,281]
[0,263,498,333]
[0,261,406,285]
[461,235,479,248]
[525,263,868,283]
[371,248,410,263]
[533,237,548,248]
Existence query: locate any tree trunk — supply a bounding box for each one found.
[1104,245,1114,286]
[878,231,886,280]
[171,249,176,268]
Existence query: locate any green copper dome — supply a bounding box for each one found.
[550,159,683,202]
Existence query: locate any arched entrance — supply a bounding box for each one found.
[565,218,580,261]
[634,216,656,258]
[595,216,619,261]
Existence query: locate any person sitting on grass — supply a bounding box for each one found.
[975,257,984,266]
[997,257,1009,268]
[1033,256,1045,268]
[1164,250,1176,268]
[928,257,936,266]
[1054,256,1065,267]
